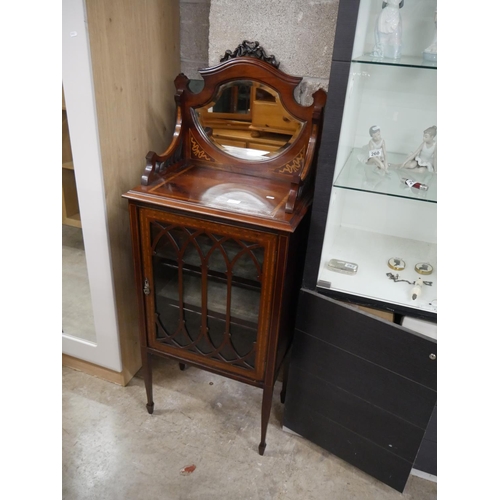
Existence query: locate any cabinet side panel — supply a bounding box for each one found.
[273,212,312,377]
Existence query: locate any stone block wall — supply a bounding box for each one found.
[180,0,339,103]
[180,0,211,79]
[209,0,339,104]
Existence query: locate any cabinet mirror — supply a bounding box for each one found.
[194,80,304,161]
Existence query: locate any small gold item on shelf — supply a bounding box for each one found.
[388,257,405,271]
[415,262,433,275]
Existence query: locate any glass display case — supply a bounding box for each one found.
[316,0,437,318]
[283,1,438,492]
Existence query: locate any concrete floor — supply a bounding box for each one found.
[62,358,437,499]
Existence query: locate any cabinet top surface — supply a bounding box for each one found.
[124,163,309,231]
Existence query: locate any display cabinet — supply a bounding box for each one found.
[314,0,437,317]
[283,0,437,492]
[123,45,326,455]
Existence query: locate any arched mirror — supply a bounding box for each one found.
[194,80,305,161]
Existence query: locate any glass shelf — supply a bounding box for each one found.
[353,54,437,70]
[333,149,437,203]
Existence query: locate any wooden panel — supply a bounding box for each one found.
[295,290,437,389]
[62,169,81,227]
[62,110,73,164]
[291,330,436,428]
[85,0,180,380]
[62,354,131,386]
[352,303,394,322]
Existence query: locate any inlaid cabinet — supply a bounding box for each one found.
[123,44,326,454]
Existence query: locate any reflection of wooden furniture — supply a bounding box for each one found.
[62,88,81,228]
[197,83,302,152]
[123,54,326,454]
[250,85,301,135]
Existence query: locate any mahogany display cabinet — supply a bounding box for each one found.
[282,0,438,492]
[123,45,326,455]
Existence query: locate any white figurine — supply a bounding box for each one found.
[423,11,437,62]
[401,126,437,173]
[372,0,404,60]
[358,125,390,172]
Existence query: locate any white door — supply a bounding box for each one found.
[62,0,121,372]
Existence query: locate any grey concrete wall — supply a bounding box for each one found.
[208,0,339,104]
[180,0,210,79]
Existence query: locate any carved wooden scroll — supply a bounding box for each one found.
[220,41,280,68]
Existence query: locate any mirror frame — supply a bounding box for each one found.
[141,45,327,213]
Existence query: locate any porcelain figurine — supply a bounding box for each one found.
[423,10,437,62]
[358,125,389,172]
[400,126,437,173]
[372,0,404,60]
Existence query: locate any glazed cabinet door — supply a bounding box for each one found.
[138,208,277,382]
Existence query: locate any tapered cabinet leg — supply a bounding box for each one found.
[141,349,154,414]
[259,384,274,455]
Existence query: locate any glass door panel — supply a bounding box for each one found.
[148,217,270,372]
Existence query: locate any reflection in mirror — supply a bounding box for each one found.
[194,81,304,161]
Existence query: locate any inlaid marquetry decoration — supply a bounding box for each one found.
[276,147,305,174]
[190,131,215,162]
[150,221,265,370]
